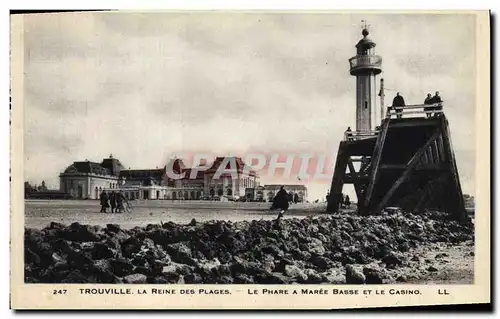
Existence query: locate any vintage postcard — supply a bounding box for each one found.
[10,10,490,309]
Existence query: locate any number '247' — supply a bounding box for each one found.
[53,289,67,295]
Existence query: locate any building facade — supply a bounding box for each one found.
[203,157,259,199]
[263,184,308,203]
[59,156,122,199]
[59,155,269,201]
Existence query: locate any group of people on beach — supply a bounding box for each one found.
[391,91,443,119]
[99,190,129,214]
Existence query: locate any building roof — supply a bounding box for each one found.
[61,155,125,177]
[165,158,186,175]
[101,156,125,176]
[205,157,257,177]
[182,168,205,180]
[119,168,165,181]
[63,161,112,176]
[356,29,376,49]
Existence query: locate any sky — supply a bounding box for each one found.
[22,12,477,201]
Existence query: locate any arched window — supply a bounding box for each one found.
[184,191,189,199]
[172,192,177,200]
[210,188,215,197]
[190,191,195,200]
[217,188,223,196]
[196,191,201,199]
[227,188,232,196]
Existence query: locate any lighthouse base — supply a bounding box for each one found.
[327,114,467,223]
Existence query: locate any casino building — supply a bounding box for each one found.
[59,155,266,201]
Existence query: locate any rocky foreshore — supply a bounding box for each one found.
[24,211,474,284]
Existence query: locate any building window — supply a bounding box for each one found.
[227,188,232,196]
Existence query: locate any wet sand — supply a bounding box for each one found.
[24,199,329,229]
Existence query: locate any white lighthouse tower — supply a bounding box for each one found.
[349,25,383,132]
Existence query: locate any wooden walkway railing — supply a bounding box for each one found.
[344,130,380,141]
[386,103,444,119]
[344,103,444,141]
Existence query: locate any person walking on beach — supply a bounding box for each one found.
[273,186,290,220]
[99,191,109,213]
[344,195,351,209]
[109,191,116,213]
[116,191,125,213]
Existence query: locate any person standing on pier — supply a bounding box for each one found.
[424,93,433,118]
[431,91,443,116]
[391,92,406,119]
[345,126,353,141]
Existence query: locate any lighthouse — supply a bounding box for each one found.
[349,27,382,132]
[328,24,467,223]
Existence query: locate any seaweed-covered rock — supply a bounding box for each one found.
[124,273,147,284]
[24,211,474,284]
[345,265,365,284]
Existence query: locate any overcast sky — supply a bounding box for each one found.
[22,12,477,200]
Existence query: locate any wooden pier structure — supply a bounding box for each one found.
[326,105,468,223]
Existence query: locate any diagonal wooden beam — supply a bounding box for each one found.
[362,119,390,213]
[372,129,442,214]
[440,116,467,222]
